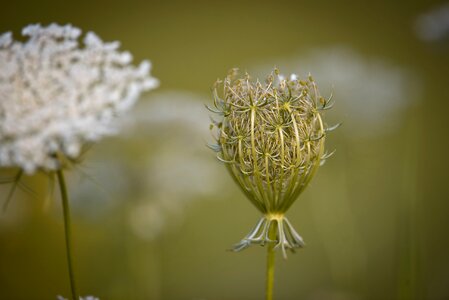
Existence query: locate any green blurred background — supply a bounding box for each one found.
[1,0,449,299]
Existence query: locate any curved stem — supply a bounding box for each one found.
[57,170,79,300]
[266,221,277,300]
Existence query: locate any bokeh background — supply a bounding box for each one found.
[1,0,449,299]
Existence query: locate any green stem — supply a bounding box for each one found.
[57,170,79,300]
[266,221,277,300]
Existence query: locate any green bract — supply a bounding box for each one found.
[208,69,337,257]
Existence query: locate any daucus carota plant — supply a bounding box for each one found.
[0,23,158,300]
[208,69,337,299]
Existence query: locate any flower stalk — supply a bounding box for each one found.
[266,220,277,300]
[57,170,79,300]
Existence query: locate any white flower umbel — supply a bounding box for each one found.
[57,296,99,300]
[0,23,158,300]
[0,23,159,174]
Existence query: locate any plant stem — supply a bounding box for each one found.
[2,169,23,212]
[57,170,79,300]
[266,221,277,300]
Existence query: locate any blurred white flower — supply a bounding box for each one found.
[57,296,99,300]
[129,145,222,240]
[0,23,158,174]
[126,92,228,240]
[256,47,420,136]
[415,2,449,43]
[70,91,227,239]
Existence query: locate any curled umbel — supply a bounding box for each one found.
[208,69,337,258]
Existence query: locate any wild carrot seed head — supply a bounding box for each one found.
[209,69,336,215]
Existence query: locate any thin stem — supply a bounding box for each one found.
[57,170,79,300]
[2,169,23,212]
[266,221,277,300]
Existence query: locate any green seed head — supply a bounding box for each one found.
[209,69,336,215]
[208,68,337,256]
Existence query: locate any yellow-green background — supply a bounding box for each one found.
[1,0,448,299]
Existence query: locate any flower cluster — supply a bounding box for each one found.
[57,296,99,300]
[208,69,336,257]
[0,24,158,174]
